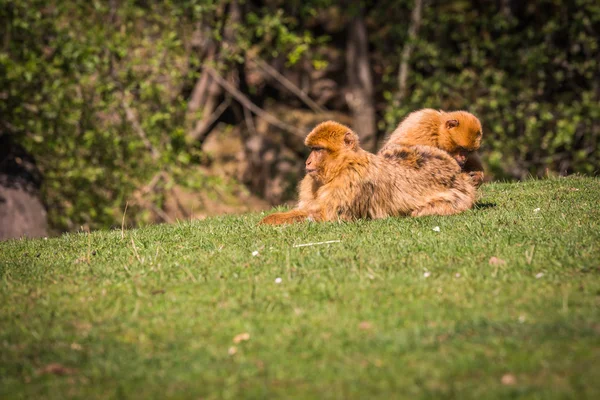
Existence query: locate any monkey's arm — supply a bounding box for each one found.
[297,176,316,207]
[315,177,365,222]
[260,176,320,225]
[463,152,485,187]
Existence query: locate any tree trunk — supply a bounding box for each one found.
[396,0,423,105]
[345,14,377,152]
[186,0,242,143]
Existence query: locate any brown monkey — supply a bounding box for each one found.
[260,121,475,225]
[379,109,485,186]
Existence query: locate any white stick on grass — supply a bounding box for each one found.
[293,240,341,248]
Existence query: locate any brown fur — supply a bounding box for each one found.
[260,121,476,225]
[379,109,485,187]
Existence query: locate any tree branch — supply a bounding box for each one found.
[185,1,236,143]
[188,96,232,142]
[186,47,216,117]
[204,67,305,138]
[242,104,257,138]
[121,94,160,160]
[252,57,327,114]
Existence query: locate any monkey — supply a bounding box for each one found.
[259,121,476,225]
[379,109,485,187]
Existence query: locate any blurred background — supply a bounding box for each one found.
[1,0,599,239]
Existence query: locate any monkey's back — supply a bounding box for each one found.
[379,109,442,153]
[370,144,475,217]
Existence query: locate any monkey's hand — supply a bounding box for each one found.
[468,171,484,188]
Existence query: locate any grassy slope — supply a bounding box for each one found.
[1,177,599,399]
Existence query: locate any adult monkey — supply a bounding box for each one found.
[260,121,476,225]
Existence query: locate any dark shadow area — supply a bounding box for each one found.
[474,202,497,210]
[0,135,43,194]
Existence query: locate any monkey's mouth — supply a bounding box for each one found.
[306,169,317,175]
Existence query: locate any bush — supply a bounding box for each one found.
[380,0,600,179]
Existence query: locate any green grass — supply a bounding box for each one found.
[1,176,599,399]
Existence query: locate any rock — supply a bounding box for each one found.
[0,135,48,241]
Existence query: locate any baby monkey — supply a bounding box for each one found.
[379,109,485,187]
[260,121,476,225]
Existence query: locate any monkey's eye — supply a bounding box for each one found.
[311,147,325,152]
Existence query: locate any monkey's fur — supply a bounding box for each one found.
[260,121,476,225]
[379,109,485,187]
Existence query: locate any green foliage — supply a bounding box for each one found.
[1,178,600,398]
[0,0,324,233]
[241,7,321,65]
[2,0,599,233]
[0,1,206,231]
[380,0,600,179]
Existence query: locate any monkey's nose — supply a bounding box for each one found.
[454,155,467,166]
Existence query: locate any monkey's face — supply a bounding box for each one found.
[305,147,327,181]
[304,121,360,182]
[450,148,472,167]
[440,115,483,165]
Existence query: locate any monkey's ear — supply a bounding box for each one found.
[343,132,356,149]
[445,119,459,129]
